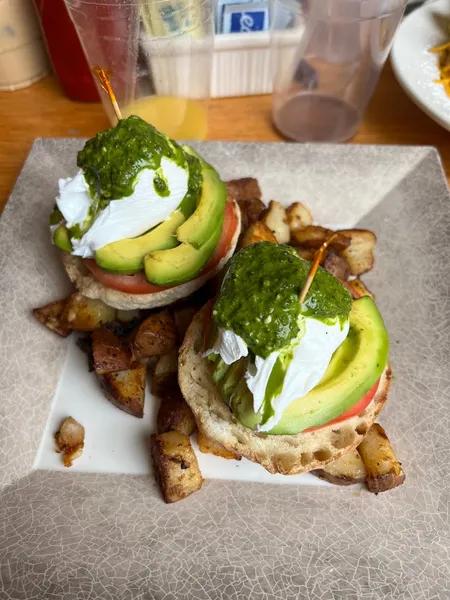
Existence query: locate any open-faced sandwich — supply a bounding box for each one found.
[179,240,392,476]
[50,115,240,310]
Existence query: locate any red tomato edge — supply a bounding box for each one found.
[83,202,238,294]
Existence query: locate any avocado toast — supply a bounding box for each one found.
[179,242,391,476]
[52,116,240,310]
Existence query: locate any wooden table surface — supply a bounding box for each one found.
[1,62,449,213]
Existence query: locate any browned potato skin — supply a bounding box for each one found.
[151,431,203,503]
[313,449,366,486]
[293,247,316,261]
[62,293,117,332]
[197,429,241,460]
[99,364,147,418]
[347,278,375,300]
[226,178,262,201]
[322,252,351,281]
[92,328,132,374]
[33,299,72,337]
[55,417,85,467]
[157,386,196,437]
[240,221,277,248]
[339,229,376,276]
[293,226,350,252]
[358,423,405,494]
[131,310,177,361]
[151,349,178,397]
[173,306,198,343]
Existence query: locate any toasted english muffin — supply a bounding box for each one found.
[178,303,390,476]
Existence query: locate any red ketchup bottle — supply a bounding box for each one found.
[33,0,99,102]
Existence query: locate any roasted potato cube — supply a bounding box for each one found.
[237,197,266,232]
[151,431,203,503]
[286,202,313,236]
[131,310,177,360]
[261,200,290,244]
[157,386,196,437]
[357,423,405,494]
[338,229,376,276]
[312,449,366,486]
[293,226,350,252]
[173,306,198,342]
[92,328,132,374]
[293,247,316,261]
[226,178,261,201]
[55,417,85,467]
[197,429,241,460]
[62,293,117,332]
[33,298,72,337]
[151,349,179,397]
[99,364,147,418]
[347,278,375,300]
[322,252,351,281]
[240,221,277,248]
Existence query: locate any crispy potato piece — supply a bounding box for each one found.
[197,429,241,460]
[92,328,132,375]
[312,449,366,486]
[261,200,290,244]
[151,431,203,503]
[157,386,196,437]
[293,247,316,261]
[173,306,198,342]
[55,417,85,467]
[338,229,376,276]
[237,197,266,232]
[33,299,72,337]
[293,226,350,252]
[240,221,277,248]
[131,310,177,361]
[347,278,375,300]
[286,202,313,236]
[322,252,351,281]
[99,364,147,418]
[357,423,405,494]
[150,349,179,397]
[62,293,117,332]
[226,178,261,201]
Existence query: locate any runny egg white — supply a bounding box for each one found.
[205,317,349,432]
[56,157,189,258]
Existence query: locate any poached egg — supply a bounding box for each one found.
[205,316,349,432]
[56,157,189,258]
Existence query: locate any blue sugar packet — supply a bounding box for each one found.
[222,1,269,33]
[216,0,266,33]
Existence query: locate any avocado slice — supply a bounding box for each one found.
[232,296,389,435]
[53,224,73,253]
[144,215,223,286]
[176,146,227,249]
[220,358,247,404]
[93,154,202,274]
[212,357,229,383]
[94,210,184,273]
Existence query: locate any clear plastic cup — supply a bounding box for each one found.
[64,0,214,140]
[270,0,407,143]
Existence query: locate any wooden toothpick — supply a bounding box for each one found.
[92,66,122,121]
[298,234,337,305]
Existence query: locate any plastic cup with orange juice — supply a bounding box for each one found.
[64,0,213,140]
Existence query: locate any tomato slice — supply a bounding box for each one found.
[303,378,380,433]
[84,202,238,294]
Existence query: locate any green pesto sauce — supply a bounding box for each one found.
[178,153,202,217]
[77,115,185,202]
[153,170,169,197]
[213,242,352,359]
